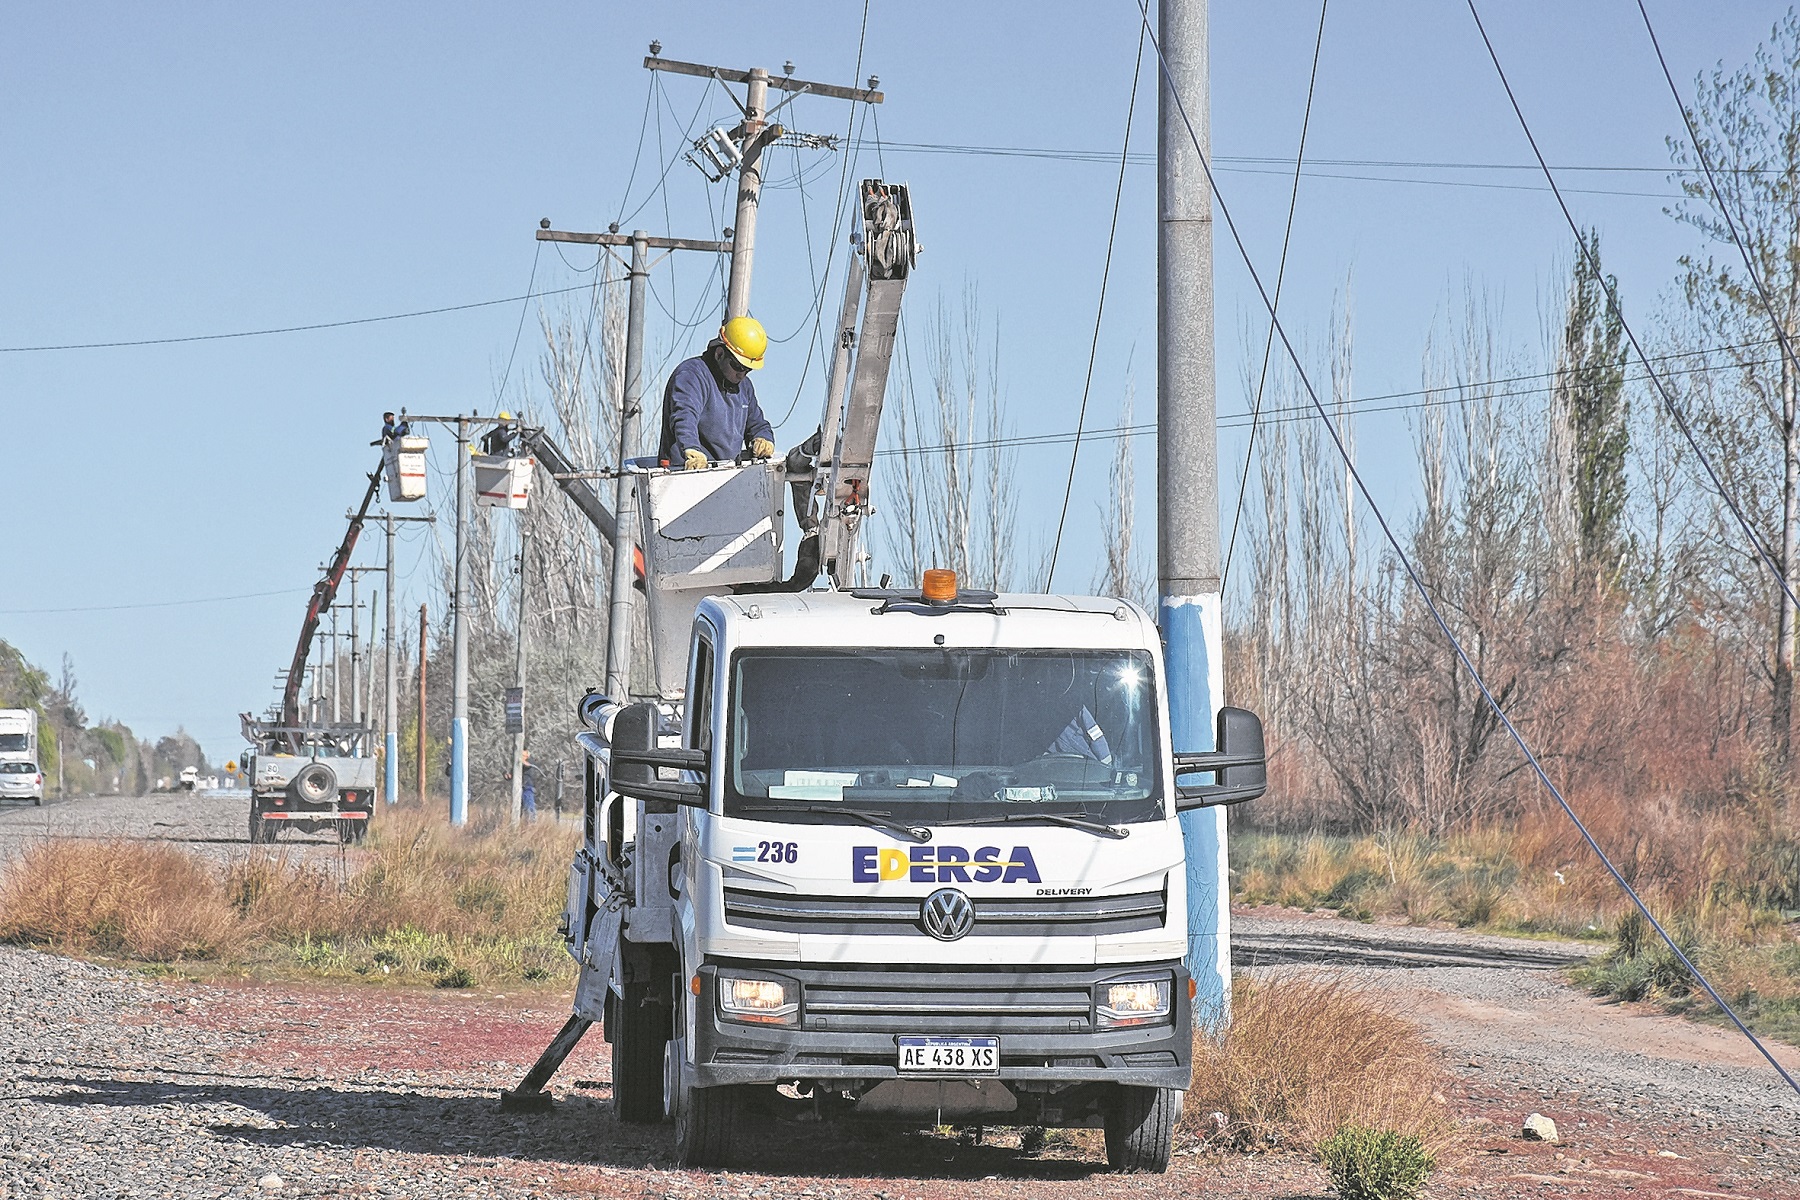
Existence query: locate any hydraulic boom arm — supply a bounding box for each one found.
[280,455,384,727]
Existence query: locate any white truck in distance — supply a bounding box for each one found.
[562,581,1266,1172]
[0,709,38,765]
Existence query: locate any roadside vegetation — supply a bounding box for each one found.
[0,807,577,988]
[1184,975,1455,1194]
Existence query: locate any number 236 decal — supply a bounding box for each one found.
[732,842,799,864]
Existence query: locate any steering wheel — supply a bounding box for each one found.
[1012,753,1108,789]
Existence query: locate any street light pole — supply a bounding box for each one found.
[451,414,470,825]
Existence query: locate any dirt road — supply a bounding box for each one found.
[4,903,1797,1197]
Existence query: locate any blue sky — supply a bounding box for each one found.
[0,1,1783,758]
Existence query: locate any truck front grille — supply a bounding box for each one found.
[773,964,1125,1034]
[722,885,1166,938]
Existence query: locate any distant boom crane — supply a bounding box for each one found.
[279,454,384,729]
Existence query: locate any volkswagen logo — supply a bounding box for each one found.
[920,888,976,941]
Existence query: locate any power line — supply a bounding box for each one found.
[494,241,542,405]
[0,282,606,354]
[0,587,306,615]
[882,338,1785,459]
[1147,0,1799,1099]
[1635,0,1800,434]
[1222,0,1330,596]
[871,140,1690,197]
[1465,0,1800,617]
[1045,18,1146,590]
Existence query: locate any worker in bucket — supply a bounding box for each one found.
[658,316,777,470]
[372,411,409,445]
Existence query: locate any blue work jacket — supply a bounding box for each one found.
[657,351,774,464]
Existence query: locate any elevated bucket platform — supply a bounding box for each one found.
[474,454,535,509]
[382,436,429,502]
[634,458,784,696]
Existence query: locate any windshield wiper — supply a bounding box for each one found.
[940,810,1131,839]
[740,803,931,844]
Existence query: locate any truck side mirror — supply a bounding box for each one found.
[1172,706,1267,811]
[609,701,709,809]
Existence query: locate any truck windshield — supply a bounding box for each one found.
[726,648,1163,824]
[0,734,29,753]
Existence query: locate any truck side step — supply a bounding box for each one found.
[498,1013,593,1112]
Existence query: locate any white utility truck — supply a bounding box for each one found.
[509,181,1267,1173]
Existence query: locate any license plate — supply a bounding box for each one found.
[897,1036,998,1075]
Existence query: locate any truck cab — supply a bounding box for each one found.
[563,579,1264,1170]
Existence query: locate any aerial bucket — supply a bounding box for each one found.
[474,454,535,509]
[383,436,429,502]
[634,459,784,696]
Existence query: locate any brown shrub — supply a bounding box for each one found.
[1186,975,1457,1157]
[0,840,244,961]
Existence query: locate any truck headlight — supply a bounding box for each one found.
[1097,978,1171,1026]
[718,974,797,1025]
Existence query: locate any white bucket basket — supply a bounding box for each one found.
[635,460,784,696]
[383,436,429,502]
[474,454,535,509]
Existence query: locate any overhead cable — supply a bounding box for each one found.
[1045,17,1148,590]
[1221,0,1331,596]
[1634,0,1800,440]
[1465,0,1800,615]
[1140,0,1800,1099]
[0,282,612,354]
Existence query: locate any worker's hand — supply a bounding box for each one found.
[751,437,776,460]
[683,448,710,471]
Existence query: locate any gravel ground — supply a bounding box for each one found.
[3,906,1797,1197]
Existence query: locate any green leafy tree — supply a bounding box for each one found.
[1559,230,1631,578]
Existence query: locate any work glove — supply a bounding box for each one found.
[751,437,776,460]
[683,448,709,471]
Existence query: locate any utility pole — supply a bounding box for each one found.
[534,226,729,696]
[348,571,360,725]
[643,52,882,320]
[329,605,341,723]
[417,602,429,808]
[452,414,470,825]
[610,232,649,697]
[510,530,530,822]
[1157,0,1228,1024]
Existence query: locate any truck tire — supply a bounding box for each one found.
[248,806,278,844]
[612,982,668,1124]
[293,763,337,804]
[666,1040,741,1167]
[1103,1086,1176,1173]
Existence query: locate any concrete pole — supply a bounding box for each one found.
[510,531,529,823]
[451,415,470,825]
[385,515,399,805]
[329,606,341,723]
[417,602,428,808]
[366,591,379,736]
[725,68,770,321]
[349,573,360,725]
[605,232,649,699]
[1158,0,1229,1026]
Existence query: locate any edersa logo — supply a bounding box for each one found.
[851,845,1042,885]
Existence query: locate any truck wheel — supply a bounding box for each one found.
[1103,1086,1176,1173]
[248,807,278,844]
[613,982,668,1124]
[666,1038,740,1167]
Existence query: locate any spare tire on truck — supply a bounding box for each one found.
[292,762,337,804]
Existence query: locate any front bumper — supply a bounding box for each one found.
[691,959,1192,1092]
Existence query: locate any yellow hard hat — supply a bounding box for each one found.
[719,316,767,370]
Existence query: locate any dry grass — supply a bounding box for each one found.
[0,840,245,961]
[0,807,580,985]
[1185,975,1458,1160]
